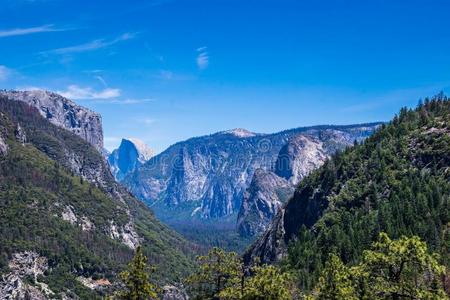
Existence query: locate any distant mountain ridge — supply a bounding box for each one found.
[124,123,381,226]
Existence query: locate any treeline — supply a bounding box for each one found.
[111,232,448,299]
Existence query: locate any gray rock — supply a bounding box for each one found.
[163,285,189,300]
[0,89,103,152]
[0,135,7,155]
[236,169,293,237]
[0,252,53,300]
[15,124,26,144]
[237,134,328,238]
[275,135,327,185]
[108,138,154,181]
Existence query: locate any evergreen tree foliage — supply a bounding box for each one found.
[186,248,295,300]
[115,246,159,300]
[315,254,357,300]
[360,233,447,299]
[310,233,448,299]
[219,264,296,300]
[187,247,243,299]
[282,95,450,291]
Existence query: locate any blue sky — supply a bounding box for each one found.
[1,0,450,152]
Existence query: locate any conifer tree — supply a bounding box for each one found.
[116,246,159,300]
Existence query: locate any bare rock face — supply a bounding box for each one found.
[243,209,288,264]
[0,135,7,155]
[0,252,54,300]
[237,131,360,238]
[108,138,154,181]
[0,90,103,152]
[236,169,293,237]
[275,135,327,185]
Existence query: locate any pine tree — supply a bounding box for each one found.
[219,264,296,300]
[186,247,242,299]
[115,246,159,300]
[315,254,357,300]
[361,233,447,299]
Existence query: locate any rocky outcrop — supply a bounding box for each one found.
[77,277,111,291]
[0,90,103,151]
[243,209,288,264]
[0,252,54,300]
[108,138,154,181]
[108,220,141,250]
[237,135,327,237]
[236,169,293,237]
[237,131,375,238]
[0,135,7,155]
[275,135,327,185]
[163,285,189,300]
[125,125,380,222]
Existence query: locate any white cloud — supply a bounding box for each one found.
[43,32,137,55]
[196,47,209,70]
[0,65,11,80]
[57,85,121,100]
[0,24,68,38]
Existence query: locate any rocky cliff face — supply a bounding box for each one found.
[274,135,327,185]
[108,138,154,181]
[125,125,380,222]
[236,169,293,237]
[237,133,351,238]
[0,90,103,152]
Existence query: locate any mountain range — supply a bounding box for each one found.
[120,123,380,243]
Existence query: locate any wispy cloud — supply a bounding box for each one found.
[100,98,155,105]
[0,24,68,38]
[154,70,196,81]
[57,85,121,100]
[94,75,108,87]
[42,32,137,55]
[0,65,12,80]
[196,46,209,70]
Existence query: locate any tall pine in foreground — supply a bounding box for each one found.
[115,246,159,300]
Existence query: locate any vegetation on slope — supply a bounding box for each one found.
[280,94,449,290]
[0,96,195,297]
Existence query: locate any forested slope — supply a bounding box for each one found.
[0,96,195,298]
[246,94,450,290]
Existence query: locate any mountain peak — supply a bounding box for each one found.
[123,138,154,161]
[108,138,154,181]
[221,128,257,138]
